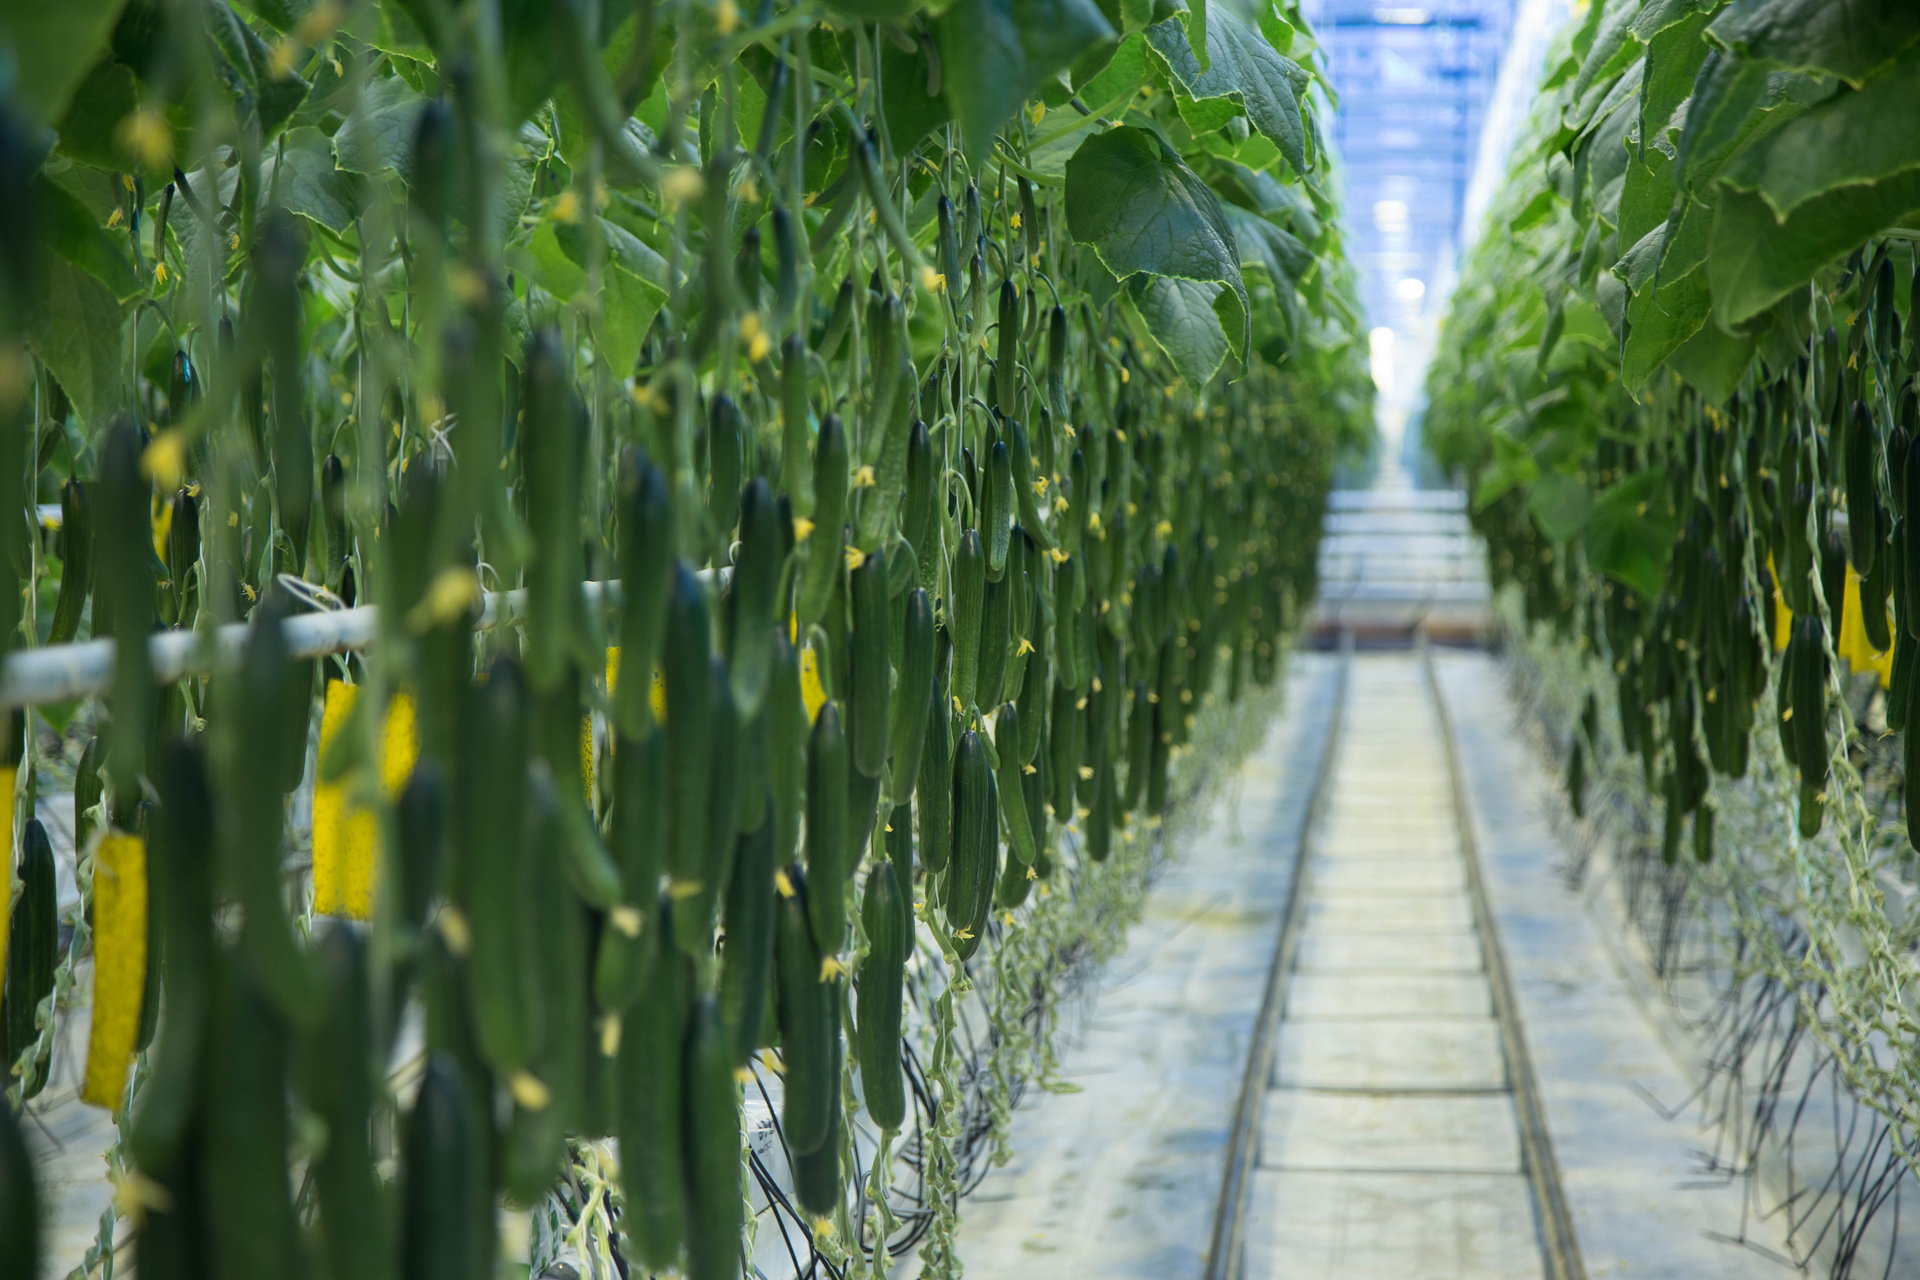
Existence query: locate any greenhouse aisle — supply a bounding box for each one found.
[950,647,1802,1280]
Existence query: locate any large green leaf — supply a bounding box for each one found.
[1143,10,1308,174]
[1707,173,1920,327]
[51,59,141,172]
[936,0,1114,163]
[1621,264,1709,389]
[34,175,138,302]
[530,218,670,379]
[334,76,429,179]
[1529,471,1592,544]
[1567,0,1645,111]
[879,37,951,152]
[1064,126,1242,293]
[263,127,365,234]
[1665,311,1755,403]
[203,0,309,137]
[1129,274,1230,386]
[1582,468,1678,600]
[1708,0,1920,88]
[1224,205,1309,290]
[27,257,127,424]
[1717,43,1920,221]
[0,0,128,127]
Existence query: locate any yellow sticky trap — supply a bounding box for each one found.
[800,646,828,723]
[0,766,13,994]
[314,685,420,920]
[83,833,147,1109]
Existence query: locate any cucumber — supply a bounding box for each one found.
[1845,401,1878,575]
[664,563,716,956]
[46,479,91,644]
[848,766,882,870]
[1023,758,1049,874]
[774,865,835,1156]
[917,643,955,875]
[618,896,691,1271]
[1007,421,1054,550]
[682,994,742,1280]
[781,335,816,517]
[1054,553,1083,691]
[522,326,590,690]
[947,730,997,960]
[500,769,577,1202]
[806,702,850,955]
[952,529,985,710]
[402,1052,480,1280]
[769,628,806,865]
[996,833,1032,909]
[993,702,1040,868]
[848,549,892,779]
[1086,758,1114,863]
[885,802,915,913]
[856,861,908,1130]
[721,817,776,1066]
[0,1089,38,1279]
[304,927,394,1280]
[888,587,935,800]
[686,656,741,947]
[1791,614,1828,794]
[708,394,745,542]
[1050,679,1078,820]
[616,447,674,736]
[902,422,936,561]
[204,950,302,1280]
[977,573,1012,712]
[728,477,784,717]
[128,743,214,1172]
[995,281,1021,413]
[1016,625,1049,767]
[790,1030,843,1218]
[3,818,55,1100]
[982,440,1015,582]
[461,657,542,1073]
[797,415,849,628]
[396,761,445,936]
[599,727,666,1013]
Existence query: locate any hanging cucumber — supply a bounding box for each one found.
[399,1051,481,1280]
[806,703,850,956]
[952,529,985,710]
[203,951,302,1280]
[708,394,745,543]
[0,1091,37,1280]
[303,927,394,1280]
[947,730,997,960]
[1845,401,1879,576]
[768,627,806,867]
[681,994,742,1280]
[618,896,691,1272]
[856,861,907,1131]
[2,818,56,1101]
[918,649,955,875]
[774,865,835,1156]
[461,657,542,1073]
[46,479,91,644]
[982,440,1015,582]
[888,587,935,801]
[781,335,816,517]
[993,702,1040,869]
[664,563,716,956]
[686,657,741,948]
[790,1029,843,1218]
[720,818,776,1067]
[615,447,673,737]
[796,415,849,630]
[976,573,1012,711]
[902,422,936,560]
[728,476,784,718]
[598,727,666,1014]
[848,549,891,779]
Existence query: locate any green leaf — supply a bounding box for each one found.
[1622,267,1709,390]
[936,0,1115,164]
[51,59,141,172]
[1528,472,1593,544]
[1582,469,1678,600]
[0,0,130,127]
[1665,313,1756,404]
[1224,204,1309,289]
[1709,0,1920,88]
[1142,10,1308,174]
[1707,173,1920,327]
[1567,0,1645,111]
[27,257,127,425]
[880,36,951,152]
[1718,43,1920,221]
[1065,126,1243,292]
[533,219,670,381]
[333,76,429,179]
[203,0,310,137]
[1507,189,1556,234]
[34,175,139,303]
[1471,432,1538,512]
[1129,273,1230,386]
[1638,7,1713,146]
[262,127,364,234]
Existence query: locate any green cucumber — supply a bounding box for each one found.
[728,476,784,717]
[204,950,301,1280]
[598,728,667,1013]
[797,415,849,629]
[769,628,806,866]
[1050,680,1079,820]
[618,896,690,1271]
[848,550,891,779]
[402,1052,479,1280]
[1790,614,1828,793]
[461,657,542,1072]
[46,479,91,644]
[976,573,1012,711]
[781,335,816,517]
[689,656,741,947]
[304,927,393,1280]
[993,702,1039,868]
[885,802,915,911]
[681,995,742,1280]
[952,529,985,710]
[396,761,445,937]
[888,587,935,801]
[902,422,936,561]
[857,861,908,1131]
[806,703,851,955]
[982,439,1015,584]
[947,730,997,960]
[995,281,1021,413]
[664,563,716,956]
[522,326,590,690]
[790,1029,842,1217]
[708,393,745,542]
[774,865,835,1156]
[1054,553,1084,691]
[3,818,56,1101]
[721,818,777,1066]
[1845,402,1878,575]
[616,447,674,737]
[918,639,955,874]
[0,1087,38,1280]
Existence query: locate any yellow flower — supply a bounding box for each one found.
[141,431,188,491]
[1009,212,1022,230]
[662,166,706,205]
[268,37,301,80]
[775,868,796,898]
[845,545,868,570]
[851,465,876,489]
[297,0,344,43]
[107,208,124,229]
[717,0,740,34]
[819,955,846,980]
[793,517,816,541]
[668,878,706,900]
[154,262,170,286]
[920,265,946,294]
[509,1070,552,1110]
[118,108,174,168]
[551,189,583,224]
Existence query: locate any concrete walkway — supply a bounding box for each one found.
[1245,653,1543,1279]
